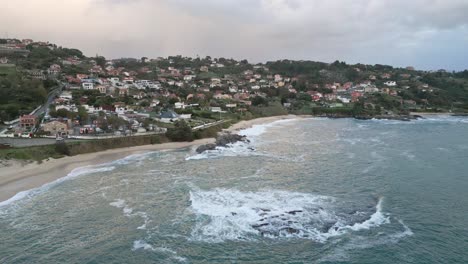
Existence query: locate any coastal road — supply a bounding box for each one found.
[35,84,63,118]
[0,137,82,148]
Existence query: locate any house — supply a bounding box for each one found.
[42,121,68,136]
[384,81,397,87]
[351,91,363,102]
[200,66,209,72]
[82,82,94,90]
[96,85,107,94]
[0,57,8,64]
[22,39,34,45]
[337,96,351,103]
[210,107,223,113]
[174,102,186,109]
[20,115,37,129]
[364,86,379,93]
[46,64,61,76]
[89,65,103,74]
[159,110,179,123]
[28,70,46,80]
[56,104,78,112]
[59,91,73,100]
[274,74,282,82]
[213,93,232,100]
[184,75,195,81]
[118,88,128,96]
[381,73,392,79]
[76,74,89,80]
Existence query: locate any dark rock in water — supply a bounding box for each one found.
[321,221,337,232]
[252,223,270,228]
[280,227,300,234]
[195,143,217,153]
[231,212,237,216]
[216,132,250,147]
[196,132,250,154]
[286,210,303,215]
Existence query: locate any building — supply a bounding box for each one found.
[82,82,94,90]
[42,121,68,136]
[384,81,397,87]
[20,115,37,129]
[159,110,179,123]
[47,64,61,76]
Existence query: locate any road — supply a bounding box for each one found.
[0,137,82,148]
[35,83,63,118]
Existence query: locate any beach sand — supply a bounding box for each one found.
[0,115,299,203]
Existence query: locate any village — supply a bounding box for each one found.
[0,38,444,141]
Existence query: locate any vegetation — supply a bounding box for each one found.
[165,120,193,142]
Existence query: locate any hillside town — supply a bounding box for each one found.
[1,38,467,140]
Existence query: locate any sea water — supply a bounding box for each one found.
[1,117,467,263]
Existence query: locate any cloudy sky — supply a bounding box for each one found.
[2,0,468,70]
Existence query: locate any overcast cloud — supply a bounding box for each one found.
[2,0,468,70]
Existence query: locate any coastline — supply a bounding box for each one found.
[0,115,298,204]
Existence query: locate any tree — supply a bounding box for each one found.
[166,120,193,142]
[77,106,88,124]
[252,96,268,106]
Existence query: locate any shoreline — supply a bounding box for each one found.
[0,115,298,204]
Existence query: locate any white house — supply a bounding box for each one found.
[59,91,73,100]
[337,96,351,104]
[384,81,397,87]
[174,102,186,109]
[183,75,196,81]
[82,82,94,90]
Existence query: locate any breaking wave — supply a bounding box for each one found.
[189,188,392,243]
[132,240,187,262]
[0,166,116,209]
[365,115,468,125]
[0,152,156,210]
[186,118,299,160]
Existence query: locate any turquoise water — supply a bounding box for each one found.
[1,117,468,263]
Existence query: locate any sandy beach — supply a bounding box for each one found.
[0,115,299,203]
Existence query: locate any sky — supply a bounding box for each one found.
[2,0,468,71]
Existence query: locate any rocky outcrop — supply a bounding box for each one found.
[195,143,217,153]
[195,132,250,153]
[215,133,249,147]
[355,114,423,121]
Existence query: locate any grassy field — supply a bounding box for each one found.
[0,64,16,75]
[0,144,64,162]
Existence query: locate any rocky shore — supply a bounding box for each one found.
[196,132,250,153]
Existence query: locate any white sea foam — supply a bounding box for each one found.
[238,118,299,138]
[109,199,151,230]
[132,240,155,251]
[0,166,116,209]
[342,198,389,231]
[132,240,187,262]
[186,118,299,160]
[319,217,413,263]
[186,141,256,160]
[0,151,158,209]
[189,188,389,243]
[366,115,468,125]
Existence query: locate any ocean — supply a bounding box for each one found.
[1,116,468,263]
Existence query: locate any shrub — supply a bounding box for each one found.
[165,120,193,142]
[55,142,70,156]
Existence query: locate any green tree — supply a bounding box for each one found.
[166,120,193,142]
